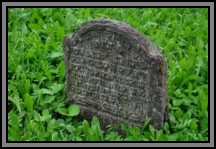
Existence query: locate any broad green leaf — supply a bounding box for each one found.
[24,93,34,112]
[56,23,65,41]
[183,98,192,106]
[50,52,62,59]
[90,124,97,141]
[58,108,68,115]
[175,109,184,118]
[15,65,22,80]
[52,132,59,141]
[33,110,41,121]
[38,76,47,86]
[169,114,178,124]
[105,132,119,141]
[187,83,193,95]
[39,96,56,105]
[8,94,21,114]
[173,99,182,106]
[42,109,49,116]
[27,48,36,59]
[82,120,90,139]
[8,112,21,141]
[129,127,141,141]
[124,136,133,141]
[24,79,31,94]
[65,11,76,31]
[196,37,204,50]
[120,123,129,135]
[163,122,170,134]
[156,130,167,141]
[18,81,25,97]
[41,88,53,95]
[180,58,188,70]
[44,69,52,82]
[51,83,63,94]
[190,119,198,130]
[200,117,208,132]
[40,109,52,121]
[75,125,83,136]
[66,125,75,133]
[198,89,208,113]
[91,116,103,141]
[22,23,28,35]
[167,133,179,141]
[68,104,80,117]
[47,119,56,132]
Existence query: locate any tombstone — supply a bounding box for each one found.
[63,18,168,130]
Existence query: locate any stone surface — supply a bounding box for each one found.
[63,18,168,130]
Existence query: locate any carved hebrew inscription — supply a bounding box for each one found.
[63,19,168,129]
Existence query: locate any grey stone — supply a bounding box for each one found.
[63,18,168,130]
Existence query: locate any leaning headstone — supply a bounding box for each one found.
[63,18,168,130]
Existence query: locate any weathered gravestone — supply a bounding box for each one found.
[63,18,168,130]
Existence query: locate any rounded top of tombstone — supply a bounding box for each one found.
[64,18,164,61]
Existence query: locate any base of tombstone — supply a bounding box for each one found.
[68,99,168,132]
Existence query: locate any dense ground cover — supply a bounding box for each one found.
[8,8,208,141]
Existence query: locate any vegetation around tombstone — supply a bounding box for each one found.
[8,8,208,141]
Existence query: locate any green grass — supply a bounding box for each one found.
[8,8,208,141]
